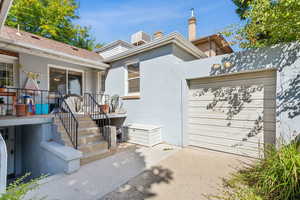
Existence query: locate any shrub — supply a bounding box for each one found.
[0,173,45,200]
[215,142,300,200]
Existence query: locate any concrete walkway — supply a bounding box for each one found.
[25,144,180,200]
[101,147,254,200]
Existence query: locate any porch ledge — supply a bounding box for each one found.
[41,141,82,174]
[122,95,140,100]
[41,141,82,162]
[0,115,54,127]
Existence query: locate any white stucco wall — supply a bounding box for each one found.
[106,42,300,147]
[106,44,198,146]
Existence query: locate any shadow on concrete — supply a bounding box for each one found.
[203,158,256,200]
[101,165,173,200]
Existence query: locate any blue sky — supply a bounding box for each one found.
[76,0,241,48]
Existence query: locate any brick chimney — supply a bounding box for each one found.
[188,8,197,41]
[153,31,164,40]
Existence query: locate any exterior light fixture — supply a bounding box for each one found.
[224,61,232,68]
[212,64,221,70]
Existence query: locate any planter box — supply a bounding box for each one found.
[125,123,162,147]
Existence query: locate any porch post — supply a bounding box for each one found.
[0,134,7,194]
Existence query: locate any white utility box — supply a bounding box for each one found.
[125,123,162,147]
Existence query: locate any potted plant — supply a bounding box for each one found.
[100,98,110,114]
[0,80,6,92]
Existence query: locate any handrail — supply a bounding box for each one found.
[55,92,79,149]
[84,93,110,141]
[84,93,110,124]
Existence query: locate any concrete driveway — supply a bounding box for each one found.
[101,147,253,200]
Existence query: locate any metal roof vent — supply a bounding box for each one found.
[131,31,151,46]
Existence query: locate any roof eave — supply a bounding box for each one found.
[104,33,207,63]
[0,36,109,70]
[94,40,134,53]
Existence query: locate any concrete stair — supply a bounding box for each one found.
[54,115,109,165]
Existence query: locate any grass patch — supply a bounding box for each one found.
[211,142,300,200]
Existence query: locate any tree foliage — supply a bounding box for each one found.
[6,0,102,50]
[227,0,300,48]
[232,0,252,20]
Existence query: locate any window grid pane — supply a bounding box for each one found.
[127,63,140,94]
[0,63,13,87]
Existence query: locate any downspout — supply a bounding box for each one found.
[180,79,184,147]
[209,37,212,57]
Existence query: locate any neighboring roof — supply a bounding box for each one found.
[104,32,207,63]
[94,40,134,53]
[191,34,233,54]
[0,26,109,69]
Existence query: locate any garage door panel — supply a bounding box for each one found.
[189,99,276,106]
[188,131,264,145]
[189,100,274,108]
[189,77,275,89]
[189,118,263,129]
[188,110,275,122]
[187,71,276,158]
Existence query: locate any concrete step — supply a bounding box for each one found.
[78,140,108,154]
[57,126,101,136]
[80,149,113,165]
[78,134,103,145]
[61,133,103,145]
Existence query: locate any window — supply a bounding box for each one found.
[49,66,83,96]
[126,62,140,95]
[0,63,14,87]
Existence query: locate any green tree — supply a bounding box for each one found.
[6,0,102,50]
[226,0,300,48]
[232,0,252,20]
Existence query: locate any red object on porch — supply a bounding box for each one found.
[16,104,26,117]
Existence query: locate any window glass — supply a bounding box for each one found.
[49,67,67,95]
[0,63,14,87]
[68,70,82,96]
[127,63,140,94]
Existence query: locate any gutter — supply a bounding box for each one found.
[104,32,207,63]
[0,36,110,70]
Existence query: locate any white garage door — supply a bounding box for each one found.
[188,70,276,158]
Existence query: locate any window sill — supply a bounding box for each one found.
[122,95,140,100]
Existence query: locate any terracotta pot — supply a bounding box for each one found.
[16,104,27,117]
[100,104,109,113]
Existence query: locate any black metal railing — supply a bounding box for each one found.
[55,92,79,149]
[0,87,57,116]
[83,92,110,138]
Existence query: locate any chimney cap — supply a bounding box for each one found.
[190,8,195,17]
[153,31,164,39]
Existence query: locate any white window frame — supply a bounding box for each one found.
[47,64,85,95]
[0,55,18,88]
[125,61,140,96]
